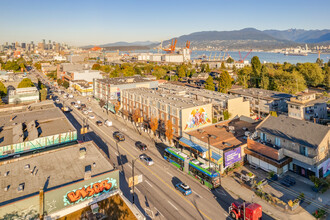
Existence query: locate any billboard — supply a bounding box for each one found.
[224,147,241,168]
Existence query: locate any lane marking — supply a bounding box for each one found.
[71,103,212,220]
[168,201,178,210]
[135,187,141,193]
[194,192,203,199]
[155,208,164,217]
[127,164,132,169]
[145,180,153,188]
[115,152,119,156]
[166,171,173,177]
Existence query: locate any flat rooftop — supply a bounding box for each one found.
[159,83,239,102]
[96,75,154,85]
[0,141,113,205]
[0,102,76,147]
[229,88,292,101]
[124,87,209,109]
[186,118,259,150]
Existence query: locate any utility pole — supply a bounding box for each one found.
[206,134,217,169]
[258,93,260,119]
[106,84,109,115]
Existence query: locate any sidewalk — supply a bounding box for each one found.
[221,176,315,220]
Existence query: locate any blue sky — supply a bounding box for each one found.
[0,0,329,46]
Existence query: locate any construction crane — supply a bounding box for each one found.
[238,49,252,63]
[185,40,190,49]
[163,39,177,54]
[218,52,222,60]
[213,53,217,61]
[209,52,212,61]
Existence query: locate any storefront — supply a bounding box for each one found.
[290,159,316,179]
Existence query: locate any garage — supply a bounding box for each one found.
[248,155,279,173]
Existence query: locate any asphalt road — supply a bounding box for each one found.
[32,69,274,220]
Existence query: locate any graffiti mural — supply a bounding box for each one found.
[184,108,211,130]
[63,177,117,206]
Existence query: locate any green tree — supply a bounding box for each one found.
[316,58,323,67]
[260,65,269,90]
[177,65,186,78]
[237,66,252,88]
[0,81,7,97]
[204,76,215,91]
[251,56,261,87]
[200,64,206,72]
[122,64,135,76]
[298,63,324,87]
[218,71,232,93]
[323,65,330,89]
[220,62,226,69]
[152,66,166,79]
[92,63,101,70]
[223,110,231,120]
[273,70,306,94]
[227,57,234,63]
[205,63,211,72]
[40,88,47,101]
[18,78,35,88]
[62,80,70,89]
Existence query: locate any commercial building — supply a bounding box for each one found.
[41,63,57,75]
[288,91,328,122]
[159,83,250,121]
[71,80,93,96]
[246,115,330,178]
[63,70,103,83]
[0,141,122,219]
[180,117,258,173]
[93,76,158,111]
[67,54,85,63]
[121,87,212,138]
[0,101,77,159]
[229,88,292,115]
[137,51,190,63]
[7,86,39,104]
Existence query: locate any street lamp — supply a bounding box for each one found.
[132,157,139,205]
[206,134,217,169]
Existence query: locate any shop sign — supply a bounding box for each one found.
[63,177,116,206]
[224,147,241,167]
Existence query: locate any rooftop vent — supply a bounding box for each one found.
[84,165,92,180]
[4,185,10,192]
[24,164,30,170]
[17,183,25,192]
[215,124,223,129]
[197,129,204,133]
[79,147,87,159]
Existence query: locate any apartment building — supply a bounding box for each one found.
[159,83,250,121]
[229,88,293,115]
[63,69,103,83]
[121,88,212,138]
[246,115,330,178]
[288,91,328,121]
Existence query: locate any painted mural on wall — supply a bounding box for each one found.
[63,177,117,206]
[184,108,211,130]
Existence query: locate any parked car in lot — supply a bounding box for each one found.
[113,131,125,141]
[87,108,92,113]
[135,141,147,151]
[175,182,192,196]
[139,154,154,166]
[104,120,112,127]
[70,102,75,106]
[88,115,95,119]
[55,99,60,103]
[74,104,79,108]
[96,120,103,126]
[81,104,86,108]
[68,94,74,98]
[83,110,89,115]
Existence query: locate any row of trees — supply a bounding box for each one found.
[237,56,330,94]
[1,57,27,72]
[204,71,232,93]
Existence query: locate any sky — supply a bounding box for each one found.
[0,0,329,46]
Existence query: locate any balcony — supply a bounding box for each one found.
[283,149,317,166]
[247,139,282,160]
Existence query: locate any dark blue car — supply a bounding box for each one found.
[175,182,192,196]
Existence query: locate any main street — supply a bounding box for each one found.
[32,69,274,220]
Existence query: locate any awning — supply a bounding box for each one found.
[211,151,223,165]
[179,137,208,153]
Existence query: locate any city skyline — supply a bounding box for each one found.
[0,0,330,46]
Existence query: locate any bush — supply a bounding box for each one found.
[313,209,326,219]
[268,171,275,178]
[248,172,253,177]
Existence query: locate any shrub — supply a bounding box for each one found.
[248,172,253,177]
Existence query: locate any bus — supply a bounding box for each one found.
[164,147,221,189]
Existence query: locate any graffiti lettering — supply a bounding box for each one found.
[66,179,112,204]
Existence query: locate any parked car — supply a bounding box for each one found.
[70,102,75,106]
[175,182,192,196]
[135,141,147,151]
[83,110,89,115]
[113,131,125,141]
[68,94,74,98]
[87,108,92,113]
[96,120,103,126]
[280,178,291,187]
[81,104,86,108]
[77,100,81,104]
[139,154,154,166]
[89,115,95,119]
[55,99,60,103]
[104,120,112,127]
[74,104,79,108]
[283,175,296,186]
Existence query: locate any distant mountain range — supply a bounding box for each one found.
[163,28,330,50]
[82,28,330,50]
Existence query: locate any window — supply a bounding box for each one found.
[172,117,176,125]
[275,137,281,147]
[260,132,267,141]
[299,146,308,157]
[161,113,165,120]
